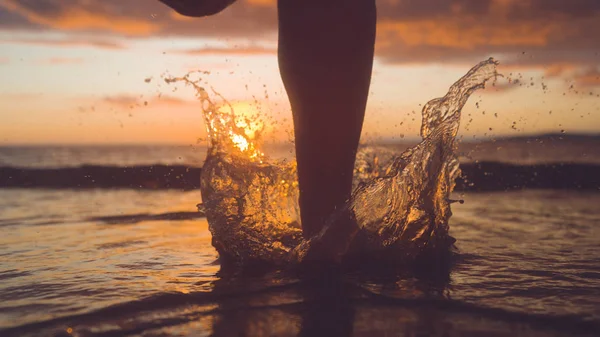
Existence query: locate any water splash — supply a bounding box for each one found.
[294,58,499,263]
[167,58,499,266]
[165,73,302,264]
[164,72,265,161]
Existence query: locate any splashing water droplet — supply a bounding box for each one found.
[167,58,499,266]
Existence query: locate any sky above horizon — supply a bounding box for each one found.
[0,0,599,145]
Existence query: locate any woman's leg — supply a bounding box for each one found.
[278,0,377,238]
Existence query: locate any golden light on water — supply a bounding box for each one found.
[230,133,250,152]
[231,102,266,139]
[228,130,265,161]
[167,75,267,162]
[225,102,266,161]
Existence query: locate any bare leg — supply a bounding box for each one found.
[278,0,377,238]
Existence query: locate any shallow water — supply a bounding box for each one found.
[2,59,600,336]
[1,189,599,336]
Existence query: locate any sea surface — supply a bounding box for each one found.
[0,138,599,337]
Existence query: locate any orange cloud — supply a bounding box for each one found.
[377,19,556,50]
[154,95,194,106]
[0,0,599,68]
[42,57,84,64]
[174,45,276,56]
[574,68,600,88]
[2,0,159,35]
[0,37,124,49]
[0,0,277,38]
[102,94,139,108]
[543,63,577,78]
[374,0,600,66]
[102,94,194,109]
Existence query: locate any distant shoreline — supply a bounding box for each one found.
[1,162,598,192]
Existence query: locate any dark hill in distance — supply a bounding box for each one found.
[0,134,598,192]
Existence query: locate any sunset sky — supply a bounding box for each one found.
[0,0,599,145]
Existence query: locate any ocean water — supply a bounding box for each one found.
[2,59,600,336]
[1,187,599,336]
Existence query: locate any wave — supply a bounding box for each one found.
[1,280,598,337]
[88,211,205,225]
[1,162,598,191]
[0,165,201,190]
[456,161,600,191]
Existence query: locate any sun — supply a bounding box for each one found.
[230,101,267,140]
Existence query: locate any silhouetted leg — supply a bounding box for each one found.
[278,0,377,238]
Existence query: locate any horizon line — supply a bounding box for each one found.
[1,132,599,147]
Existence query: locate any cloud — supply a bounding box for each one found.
[41,57,83,64]
[0,0,159,35]
[0,0,598,69]
[573,67,600,88]
[174,45,276,56]
[0,36,125,49]
[102,94,139,108]
[374,0,600,66]
[542,63,577,78]
[153,95,194,106]
[0,0,277,38]
[0,57,8,64]
[102,94,194,109]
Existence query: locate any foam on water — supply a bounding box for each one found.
[167,58,499,266]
